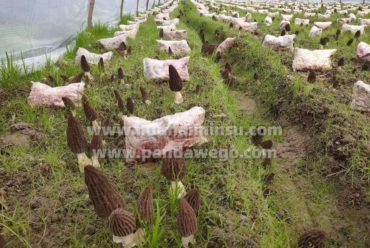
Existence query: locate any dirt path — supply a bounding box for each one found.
[234,90,370,247]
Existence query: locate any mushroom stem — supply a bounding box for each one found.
[181,234,196,248]
[170,180,186,199]
[144,99,151,105]
[174,92,183,104]
[77,153,93,172]
[92,120,100,130]
[113,228,145,248]
[91,155,101,168]
[84,72,94,81]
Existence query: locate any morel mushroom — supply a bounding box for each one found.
[98,58,105,72]
[260,140,273,149]
[114,90,125,117]
[90,133,103,168]
[338,57,344,67]
[298,229,327,248]
[109,208,145,248]
[184,189,200,216]
[347,38,354,46]
[162,154,186,198]
[169,65,183,104]
[307,71,316,83]
[117,42,127,57]
[84,166,125,218]
[80,55,93,81]
[62,97,76,117]
[178,199,197,248]
[140,86,151,105]
[82,95,100,129]
[0,234,6,248]
[126,98,135,115]
[67,115,92,172]
[138,187,154,225]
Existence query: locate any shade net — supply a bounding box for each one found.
[0,0,158,70]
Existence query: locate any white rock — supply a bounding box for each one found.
[75,48,113,65]
[292,48,337,72]
[143,56,190,81]
[351,81,370,112]
[157,40,191,56]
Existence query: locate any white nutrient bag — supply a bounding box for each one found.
[143,56,190,81]
[292,48,337,71]
[28,82,85,107]
[123,106,207,162]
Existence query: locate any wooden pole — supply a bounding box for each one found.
[120,0,125,19]
[88,0,95,28]
[136,0,139,16]
[146,0,150,11]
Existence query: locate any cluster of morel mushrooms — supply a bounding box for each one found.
[25,0,206,247]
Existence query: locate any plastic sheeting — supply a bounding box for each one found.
[0,0,161,70]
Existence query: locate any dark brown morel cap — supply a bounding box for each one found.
[118,41,127,51]
[118,68,125,80]
[307,71,316,83]
[80,55,90,72]
[184,189,200,216]
[90,133,103,151]
[138,187,154,225]
[109,208,136,237]
[260,140,273,149]
[177,198,197,237]
[126,98,135,114]
[67,115,88,154]
[82,95,98,122]
[114,90,125,113]
[140,86,149,103]
[298,229,327,248]
[168,65,183,92]
[71,72,84,83]
[84,166,125,218]
[98,58,104,71]
[62,97,75,110]
[159,28,164,38]
[0,234,6,248]
[161,155,186,181]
